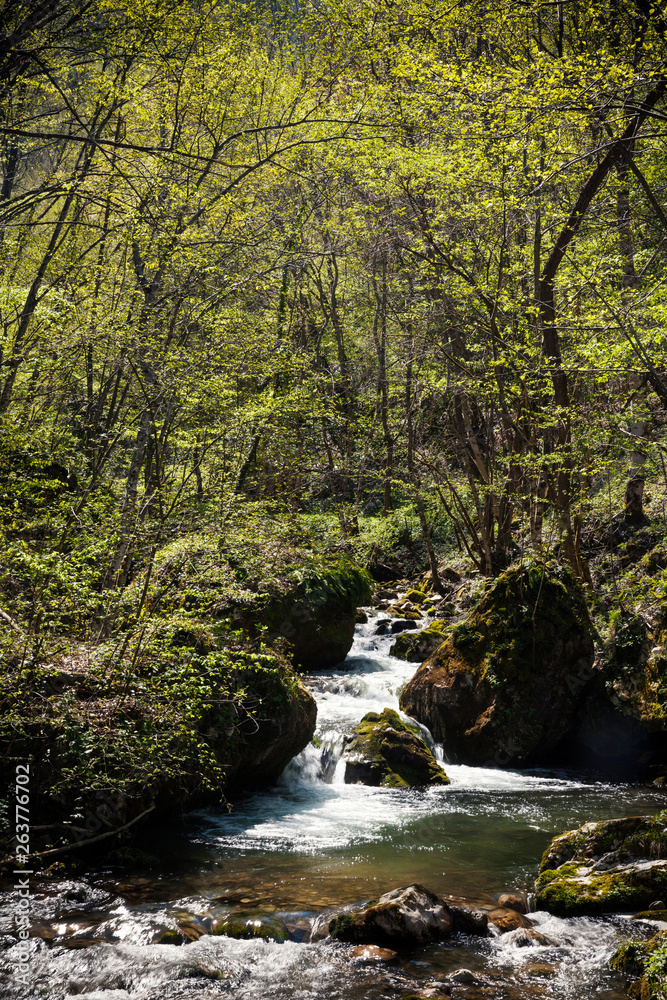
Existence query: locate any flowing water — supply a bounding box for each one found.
[2,613,667,999]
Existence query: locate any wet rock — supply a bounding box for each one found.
[356,610,369,624]
[156,928,187,945]
[29,922,56,941]
[566,677,656,774]
[650,899,666,908]
[536,811,667,915]
[328,884,455,946]
[375,618,393,635]
[390,624,446,663]
[186,965,228,981]
[498,893,528,914]
[348,944,398,963]
[488,908,534,933]
[505,927,554,947]
[400,563,595,766]
[449,903,489,936]
[448,968,477,984]
[213,913,290,942]
[282,914,314,942]
[374,588,399,602]
[390,618,420,633]
[401,989,452,999]
[565,609,667,771]
[523,962,556,977]
[343,709,450,788]
[387,604,422,621]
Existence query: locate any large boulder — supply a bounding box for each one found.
[328,885,455,946]
[535,811,667,916]
[399,563,595,766]
[0,649,316,861]
[223,659,317,790]
[129,532,372,671]
[343,709,450,788]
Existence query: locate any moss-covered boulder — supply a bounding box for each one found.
[0,647,316,861]
[328,885,454,946]
[390,623,446,663]
[135,532,371,671]
[610,930,667,998]
[342,709,450,788]
[535,812,667,916]
[399,563,595,766]
[605,610,667,733]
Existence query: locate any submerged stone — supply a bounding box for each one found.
[535,811,667,916]
[213,913,290,942]
[348,944,398,963]
[342,708,450,788]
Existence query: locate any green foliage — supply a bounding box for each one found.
[611,932,667,1000]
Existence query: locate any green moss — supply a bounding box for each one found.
[214,915,289,943]
[128,530,371,672]
[0,643,314,856]
[405,589,428,605]
[433,563,594,698]
[537,862,667,916]
[329,912,364,939]
[390,622,447,663]
[536,813,667,916]
[344,708,450,788]
[157,929,182,945]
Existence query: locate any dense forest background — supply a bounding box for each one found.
[2,0,667,839]
[3,0,667,593]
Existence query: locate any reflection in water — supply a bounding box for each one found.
[3,614,665,999]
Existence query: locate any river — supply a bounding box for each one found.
[2,611,666,999]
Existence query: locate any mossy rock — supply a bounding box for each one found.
[535,812,667,916]
[328,884,454,946]
[405,589,428,605]
[400,562,595,766]
[390,623,446,663]
[213,913,290,943]
[342,708,450,788]
[131,533,371,671]
[0,647,316,855]
[633,910,667,921]
[610,930,667,999]
[386,604,422,620]
[602,610,667,733]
